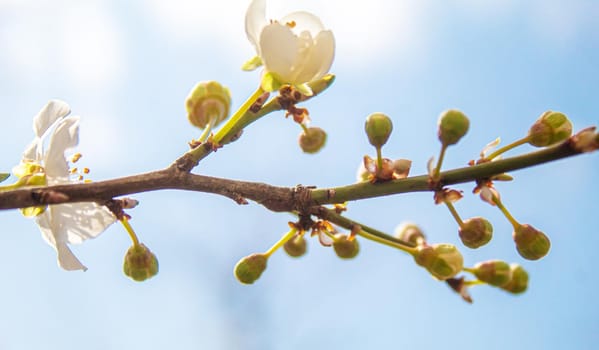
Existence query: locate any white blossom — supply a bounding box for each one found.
[17,100,115,271]
[244,0,335,92]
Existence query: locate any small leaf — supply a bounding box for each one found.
[294,83,313,96]
[241,56,263,71]
[0,173,9,183]
[260,72,283,92]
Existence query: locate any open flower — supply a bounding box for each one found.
[15,100,116,271]
[244,0,335,95]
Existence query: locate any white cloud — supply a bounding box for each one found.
[0,1,124,91]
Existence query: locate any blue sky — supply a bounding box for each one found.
[0,0,598,349]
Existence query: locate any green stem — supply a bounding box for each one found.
[376,147,383,176]
[310,139,581,205]
[300,123,309,133]
[444,200,464,228]
[493,195,521,230]
[486,136,530,160]
[433,144,448,179]
[120,217,140,247]
[213,86,265,144]
[197,114,218,143]
[264,227,297,258]
[320,208,417,254]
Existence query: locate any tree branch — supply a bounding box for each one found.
[0,132,594,213]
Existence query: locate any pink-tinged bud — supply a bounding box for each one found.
[234,253,268,284]
[528,111,572,147]
[298,127,327,153]
[437,109,470,146]
[284,234,307,258]
[459,217,493,249]
[394,222,426,246]
[332,234,359,259]
[365,112,393,148]
[123,244,159,282]
[472,260,512,287]
[571,126,599,152]
[513,224,551,260]
[500,264,529,294]
[414,243,463,280]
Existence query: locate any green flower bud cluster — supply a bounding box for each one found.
[470,260,529,294]
[513,224,551,260]
[123,243,159,282]
[395,222,426,246]
[528,111,572,147]
[437,109,470,146]
[365,113,393,148]
[185,81,231,129]
[414,243,463,280]
[284,234,307,257]
[298,127,327,153]
[234,253,268,284]
[332,234,359,259]
[458,217,493,249]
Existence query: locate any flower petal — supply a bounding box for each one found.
[259,22,300,83]
[44,116,80,182]
[245,0,267,51]
[33,100,71,138]
[280,11,325,37]
[307,30,335,81]
[55,242,88,271]
[36,203,116,271]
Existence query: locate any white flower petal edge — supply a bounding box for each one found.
[244,0,335,87]
[22,100,116,271]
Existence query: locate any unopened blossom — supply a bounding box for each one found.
[15,100,116,271]
[244,0,335,94]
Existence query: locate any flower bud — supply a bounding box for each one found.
[528,111,572,147]
[472,260,512,287]
[458,217,493,249]
[234,253,268,284]
[123,244,159,282]
[284,234,307,258]
[394,222,426,246]
[185,81,231,129]
[332,234,359,259]
[298,127,327,153]
[414,243,463,280]
[571,126,599,152]
[513,224,551,260]
[364,112,393,148]
[500,264,529,294]
[437,109,469,146]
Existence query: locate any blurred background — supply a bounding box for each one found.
[0,0,597,349]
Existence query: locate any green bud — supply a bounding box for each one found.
[513,224,551,260]
[500,264,529,294]
[365,112,393,148]
[394,222,426,246]
[528,111,572,147]
[123,244,159,282]
[298,127,327,153]
[414,243,463,280]
[473,260,512,287]
[284,234,307,258]
[437,109,470,146]
[234,253,268,284]
[458,217,493,249]
[185,81,231,129]
[333,234,360,259]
